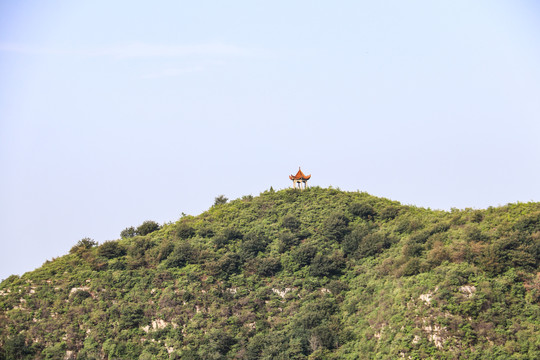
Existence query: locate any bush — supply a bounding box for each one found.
[294,244,318,267]
[98,241,126,259]
[403,241,424,258]
[402,258,421,276]
[309,253,345,277]
[1,334,35,359]
[70,238,97,254]
[380,205,400,220]
[323,212,350,242]
[256,257,282,277]
[278,231,300,252]
[127,237,154,258]
[0,274,21,288]
[350,202,376,220]
[213,228,244,249]
[177,222,195,239]
[239,233,268,260]
[213,234,229,249]
[136,220,160,236]
[282,215,301,231]
[514,212,540,234]
[127,237,155,269]
[120,226,136,238]
[71,290,92,304]
[119,305,145,328]
[342,224,374,255]
[108,258,126,270]
[165,242,197,268]
[156,241,174,262]
[214,195,228,206]
[198,225,215,238]
[356,232,393,258]
[223,227,243,241]
[217,253,241,277]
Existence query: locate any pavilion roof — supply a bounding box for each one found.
[289,168,311,181]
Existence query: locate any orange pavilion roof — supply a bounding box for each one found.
[289,167,311,180]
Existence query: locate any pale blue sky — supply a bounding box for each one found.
[1,1,540,280]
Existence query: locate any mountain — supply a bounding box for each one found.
[1,187,539,359]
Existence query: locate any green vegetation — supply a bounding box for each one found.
[1,187,539,359]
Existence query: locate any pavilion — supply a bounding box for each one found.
[289,167,311,189]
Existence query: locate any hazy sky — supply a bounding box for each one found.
[1,1,540,281]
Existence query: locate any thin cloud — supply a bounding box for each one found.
[0,42,259,59]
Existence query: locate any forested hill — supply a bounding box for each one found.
[1,187,540,359]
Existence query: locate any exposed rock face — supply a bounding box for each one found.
[459,285,476,297]
[272,287,293,298]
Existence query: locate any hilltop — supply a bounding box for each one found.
[1,187,539,359]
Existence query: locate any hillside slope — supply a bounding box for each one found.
[1,187,539,359]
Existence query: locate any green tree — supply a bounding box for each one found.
[98,241,126,259]
[214,195,228,206]
[350,202,377,220]
[239,233,268,260]
[165,242,197,268]
[120,226,136,238]
[69,237,97,254]
[136,220,160,236]
[256,257,282,276]
[282,215,301,231]
[323,212,350,242]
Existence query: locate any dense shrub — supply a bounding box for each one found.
[70,238,98,254]
[356,232,393,258]
[239,233,268,260]
[0,274,21,288]
[198,225,215,238]
[293,244,318,267]
[481,234,537,274]
[126,237,155,269]
[309,253,345,277]
[464,225,486,242]
[120,226,136,238]
[514,212,540,234]
[213,228,244,249]
[176,222,195,239]
[255,257,282,276]
[165,242,197,268]
[1,334,36,359]
[402,258,421,276]
[214,195,228,206]
[71,290,92,304]
[223,227,243,241]
[403,241,424,258]
[119,306,145,329]
[323,212,350,242]
[380,205,400,220]
[278,231,300,252]
[98,241,126,259]
[282,215,301,231]
[108,258,126,270]
[127,237,155,258]
[155,241,174,262]
[208,253,241,278]
[342,224,375,255]
[212,234,229,249]
[136,221,160,236]
[350,202,377,220]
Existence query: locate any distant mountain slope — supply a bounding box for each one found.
[1,187,539,359]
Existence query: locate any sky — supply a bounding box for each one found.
[1,1,540,281]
